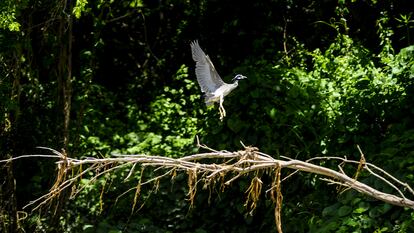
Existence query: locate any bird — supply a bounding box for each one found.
[190,40,247,121]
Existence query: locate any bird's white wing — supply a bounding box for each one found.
[191,41,225,93]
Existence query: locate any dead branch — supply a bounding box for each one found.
[2,146,414,233]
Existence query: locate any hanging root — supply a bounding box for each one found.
[271,164,283,233]
[245,176,263,215]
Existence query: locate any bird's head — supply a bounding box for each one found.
[232,74,247,83]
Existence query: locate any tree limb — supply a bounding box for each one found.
[2,146,414,233]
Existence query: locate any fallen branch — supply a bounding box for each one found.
[2,145,414,233]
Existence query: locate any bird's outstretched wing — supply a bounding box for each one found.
[190,41,225,93]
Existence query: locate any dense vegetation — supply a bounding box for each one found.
[1,0,414,232]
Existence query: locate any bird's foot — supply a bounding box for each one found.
[219,109,224,121]
[218,103,226,121]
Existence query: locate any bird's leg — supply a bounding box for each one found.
[219,95,226,121]
[220,95,226,117]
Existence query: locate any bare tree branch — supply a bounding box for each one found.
[2,146,414,233]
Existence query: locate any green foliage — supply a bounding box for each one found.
[279,37,414,232]
[396,13,414,45]
[309,191,414,233]
[0,0,22,31]
[73,0,90,19]
[75,64,203,158]
[1,0,414,232]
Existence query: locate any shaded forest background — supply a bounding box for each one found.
[1,0,414,232]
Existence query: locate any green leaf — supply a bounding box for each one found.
[338,205,352,217]
[353,202,370,214]
[322,203,341,217]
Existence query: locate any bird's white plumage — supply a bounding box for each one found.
[190,41,225,94]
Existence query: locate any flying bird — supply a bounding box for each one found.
[190,40,247,121]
